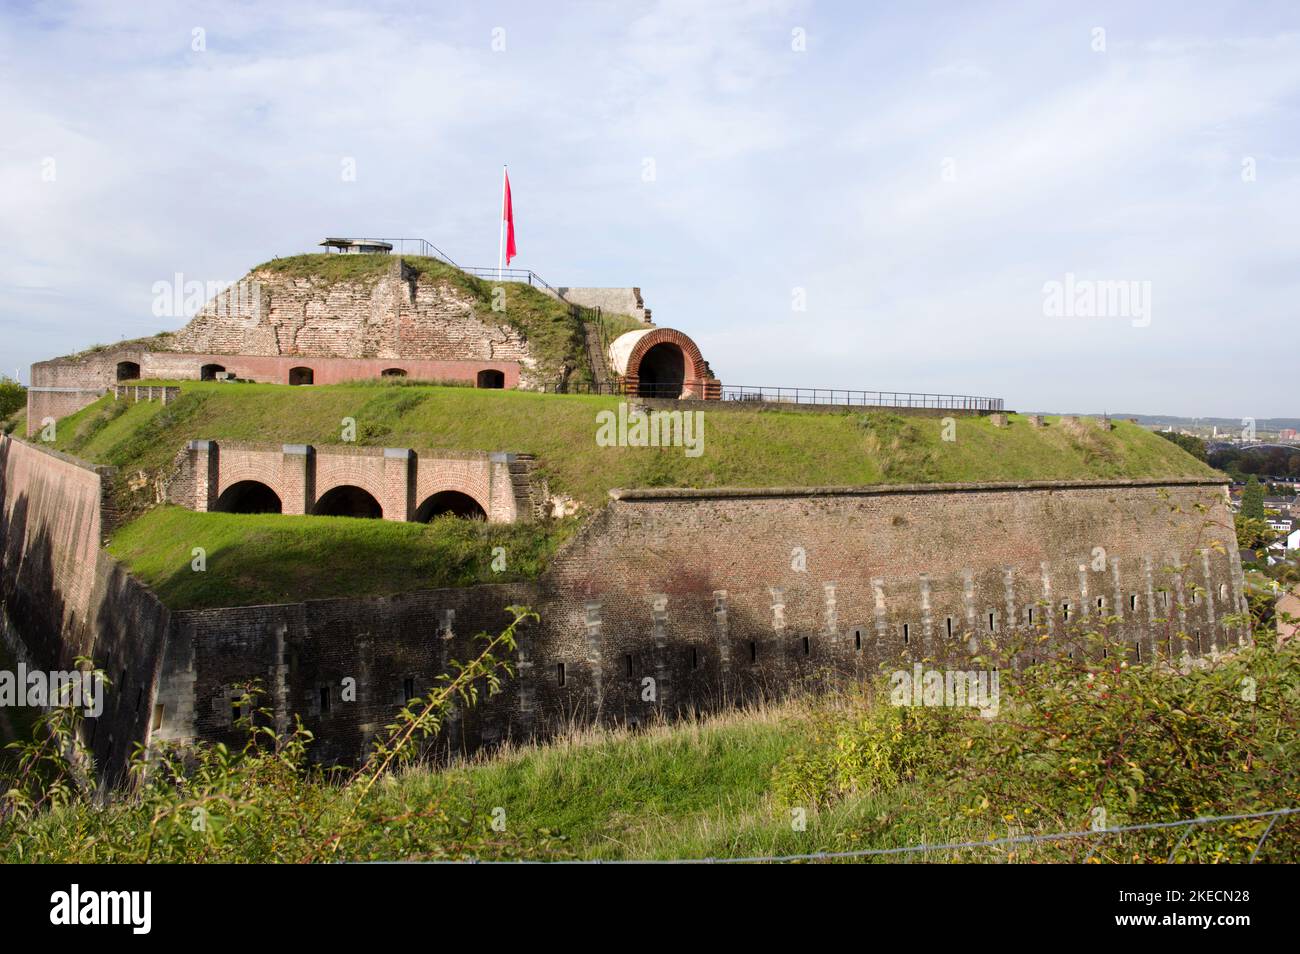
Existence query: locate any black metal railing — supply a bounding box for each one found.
[459,266,565,298]
[314,236,582,302]
[320,237,461,266]
[545,382,679,398]
[720,386,1003,411]
[544,381,1004,410]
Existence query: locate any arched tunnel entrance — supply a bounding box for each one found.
[313,485,382,519]
[636,343,685,398]
[214,480,282,514]
[609,327,719,401]
[414,491,487,521]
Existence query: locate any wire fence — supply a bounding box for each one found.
[464,806,1295,864]
[661,806,1300,864]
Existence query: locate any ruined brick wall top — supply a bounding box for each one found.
[162,260,536,373]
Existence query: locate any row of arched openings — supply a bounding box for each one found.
[115,362,507,388]
[212,481,487,521]
[286,367,506,388]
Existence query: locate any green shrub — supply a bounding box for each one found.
[772,637,1300,862]
[772,689,965,807]
[0,609,566,862]
[0,377,25,420]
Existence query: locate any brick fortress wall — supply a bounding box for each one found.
[152,477,1245,763]
[0,435,171,784]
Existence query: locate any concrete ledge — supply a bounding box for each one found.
[609,476,1227,502]
[27,386,109,394]
[2,433,117,477]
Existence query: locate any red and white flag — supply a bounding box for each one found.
[498,166,516,276]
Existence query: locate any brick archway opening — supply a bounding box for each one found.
[200,363,226,381]
[116,361,141,382]
[314,485,382,519]
[381,368,407,378]
[637,343,685,398]
[214,480,282,514]
[414,490,487,521]
[289,366,315,386]
[614,328,719,400]
[476,369,505,389]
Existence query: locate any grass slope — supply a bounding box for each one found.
[11,640,1294,861]
[372,638,1300,862]
[52,382,1221,509]
[107,507,575,610]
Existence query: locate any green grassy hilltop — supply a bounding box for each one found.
[53,381,1218,505]
[42,381,1220,609]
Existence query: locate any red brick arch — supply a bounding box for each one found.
[314,476,389,517]
[313,453,391,518]
[217,464,286,503]
[415,478,492,519]
[622,328,719,400]
[414,462,503,522]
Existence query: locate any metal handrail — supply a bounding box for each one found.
[458,266,564,298]
[543,382,998,408]
[315,237,577,302]
[320,237,460,268]
[546,382,1003,410]
[720,386,1003,411]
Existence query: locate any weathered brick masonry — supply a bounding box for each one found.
[167,440,540,522]
[155,478,1245,764]
[26,258,538,434]
[0,435,170,785]
[0,432,1247,772]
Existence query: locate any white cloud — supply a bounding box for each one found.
[0,1,1296,417]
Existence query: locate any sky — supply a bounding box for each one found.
[1,0,1297,418]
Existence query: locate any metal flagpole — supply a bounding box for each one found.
[497,165,507,281]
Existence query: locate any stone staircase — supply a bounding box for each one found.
[582,318,616,390]
[503,453,548,518]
